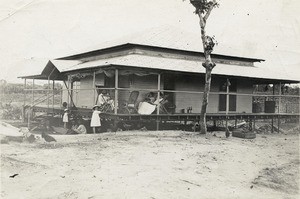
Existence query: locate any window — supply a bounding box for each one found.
[219,78,237,112]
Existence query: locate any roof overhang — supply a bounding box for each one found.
[58,43,265,63]
[18,61,68,80]
[53,54,299,83]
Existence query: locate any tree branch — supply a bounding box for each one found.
[198,13,205,29]
[203,0,217,22]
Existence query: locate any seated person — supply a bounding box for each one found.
[145,92,163,105]
[97,90,115,111]
[145,92,156,103]
[138,92,165,115]
[71,119,87,134]
[103,92,115,110]
[97,90,107,106]
[138,101,156,115]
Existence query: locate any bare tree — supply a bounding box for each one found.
[190,0,219,134]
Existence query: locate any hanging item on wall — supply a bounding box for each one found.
[68,73,91,82]
[67,68,158,82]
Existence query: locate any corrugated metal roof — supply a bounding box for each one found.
[54,54,299,82]
[50,60,81,72]
[18,60,78,79]
[60,25,263,61]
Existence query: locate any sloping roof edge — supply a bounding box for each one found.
[53,54,298,82]
[58,43,265,63]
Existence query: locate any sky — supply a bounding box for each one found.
[0,0,299,83]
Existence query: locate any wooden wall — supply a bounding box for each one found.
[173,75,253,113]
[65,72,254,113]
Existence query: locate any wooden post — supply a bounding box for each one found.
[225,78,230,129]
[271,84,275,133]
[27,109,30,129]
[253,116,256,131]
[23,78,27,122]
[70,81,74,107]
[235,117,237,129]
[28,78,34,129]
[156,73,161,130]
[112,69,119,131]
[32,78,35,106]
[23,79,26,106]
[52,80,55,114]
[60,86,63,108]
[47,76,50,112]
[114,69,119,114]
[277,115,280,133]
[63,80,75,109]
[278,82,281,114]
[277,82,281,133]
[93,71,96,104]
[67,77,70,108]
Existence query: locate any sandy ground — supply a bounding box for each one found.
[1,129,299,199]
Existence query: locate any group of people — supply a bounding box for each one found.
[96,90,115,111]
[62,90,112,134]
[62,108,87,134]
[90,90,116,133]
[61,90,171,133]
[137,92,167,115]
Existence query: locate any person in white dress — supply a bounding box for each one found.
[63,109,69,129]
[90,105,101,134]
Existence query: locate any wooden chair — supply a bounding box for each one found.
[123,91,139,114]
[96,92,114,113]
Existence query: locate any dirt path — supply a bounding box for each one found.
[1,131,299,199]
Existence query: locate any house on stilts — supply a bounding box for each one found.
[19,27,300,132]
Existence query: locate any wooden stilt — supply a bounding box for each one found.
[271,84,275,133]
[156,73,161,131]
[70,81,74,107]
[277,83,281,133]
[63,80,76,109]
[52,80,55,114]
[271,116,274,133]
[32,79,35,106]
[277,116,280,133]
[114,69,119,114]
[225,78,230,130]
[47,76,50,113]
[93,71,96,104]
[60,87,63,107]
[23,79,27,122]
[234,117,237,129]
[67,78,70,108]
[278,82,281,114]
[28,79,34,129]
[23,79,26,106]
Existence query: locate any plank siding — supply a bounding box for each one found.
[65,72,254,113]
[236,80,253,113]
[173,76,253,113]
[174,75,204,113]
[77,76,94,108]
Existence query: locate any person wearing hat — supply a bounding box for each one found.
[63,109,69,129]
[91,105,101,133]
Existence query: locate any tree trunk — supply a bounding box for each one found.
[191,0,218,135]
[198,16,214,134]
[200,67,212,134]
